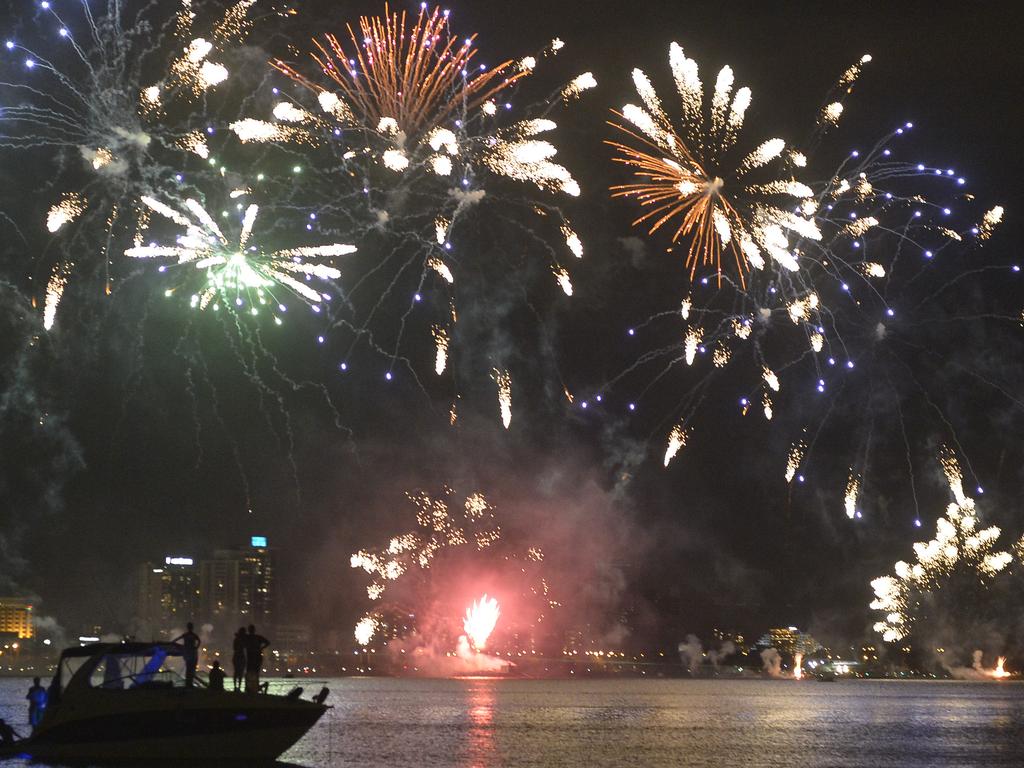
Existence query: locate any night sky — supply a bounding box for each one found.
[1,0,1022,652]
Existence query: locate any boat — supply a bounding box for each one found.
[1,641,328,761]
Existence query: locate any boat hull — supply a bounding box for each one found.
[18,693,326,761]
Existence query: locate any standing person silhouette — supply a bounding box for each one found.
[243,625,270,693]
[26,677,47,732]
[172,623,201,688]
[231,628,247,691]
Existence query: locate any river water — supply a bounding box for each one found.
[2,676,1024,766]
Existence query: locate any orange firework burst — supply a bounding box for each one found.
[607,43,820,286]
[272,4,528,143]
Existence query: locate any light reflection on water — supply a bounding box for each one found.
[2,677,1024,766]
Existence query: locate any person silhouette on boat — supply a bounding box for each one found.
[232,627,246,691]
[0,718,18,745]
[244,625,270,693]
[207,660,226,692]
[26,677,47,732]
[173,623,201,688]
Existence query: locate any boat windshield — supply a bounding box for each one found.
[59,646,187,691]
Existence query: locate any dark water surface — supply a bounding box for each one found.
[3,676,1024,766]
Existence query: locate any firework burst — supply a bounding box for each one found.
[125,192,356,319]
[605,50,1011,518]
[1,0,261,329]
[608,43,820,286]
[233,4,591,418]
[870,450,1014,643]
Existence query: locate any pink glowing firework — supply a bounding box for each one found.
[350,487,551,647]
[463,595,500,650]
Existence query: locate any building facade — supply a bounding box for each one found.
[0,597,34,639]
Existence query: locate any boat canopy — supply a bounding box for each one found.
[50,642,189,700]
[58,642,184,660]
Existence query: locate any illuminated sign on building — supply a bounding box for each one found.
[251,536,268,548]
[164,557,194,566]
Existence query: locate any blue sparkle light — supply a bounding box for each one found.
[385,371,392,381]
[628,328,635,336]
[317,335,325,344]
[846,360,854,369]
[339,362,348,371]
[628,402,636,411]
[414,293,422,302]
[581,401,588,409]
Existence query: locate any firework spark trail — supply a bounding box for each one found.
[870,450,1013,642]
[603,49,1011,513]
[237,5,591,409]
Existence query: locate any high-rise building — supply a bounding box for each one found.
[0,598,34,639]
[198,537,275,633]
[137,538,276,638]
[137,557,198,638]
[199,555,240,630]
[238,537,274,628]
